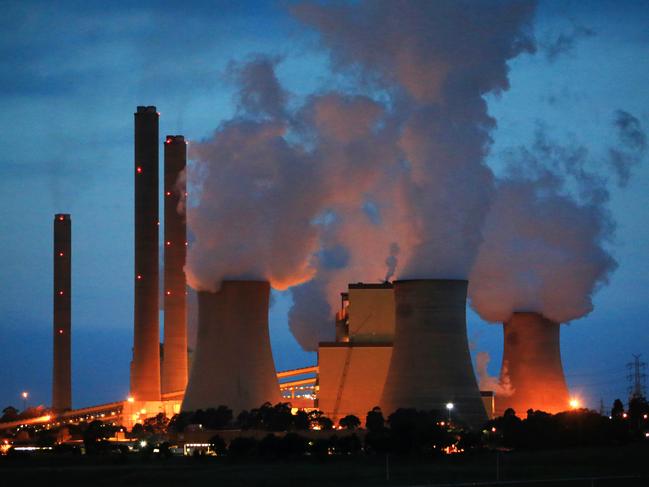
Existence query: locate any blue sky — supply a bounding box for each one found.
[0,0,647,411]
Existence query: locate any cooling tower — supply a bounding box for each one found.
[52,214,71,411]
[131,106,161,401]
[161,135,188,395]
[181,281,281,413]
[381,279,487,427]
[497,312,570,416]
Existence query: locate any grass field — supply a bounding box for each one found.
[1,444,648,486]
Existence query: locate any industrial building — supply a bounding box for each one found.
[318,281,494,426]
[317,283,394,423]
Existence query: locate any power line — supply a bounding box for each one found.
[627,354,646,399]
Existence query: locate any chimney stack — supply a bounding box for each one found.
[131,106,161,401]
[52,213,72,411]
[161,135,188,395]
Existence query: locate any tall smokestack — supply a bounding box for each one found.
[497,312,570,416]
[53,213,71,411]
[161,135,188,395]
[381,280,487,427]
[131,106,161,401]
[181,281,281,412]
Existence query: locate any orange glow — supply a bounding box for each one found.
[569,398,580,409]
[127,396,134,403]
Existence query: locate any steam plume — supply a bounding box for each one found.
[476,352,513,397]
[469,115,646,323]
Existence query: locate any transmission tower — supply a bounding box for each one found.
[627,354,647,399]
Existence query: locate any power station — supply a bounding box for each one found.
[39,106,578,433]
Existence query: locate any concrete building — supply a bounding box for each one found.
[380,280,487,428]
[496,312,570,416]
[52,213,71,412]
[182,281,281,413]
[131,106,161,401]
[161,135,188,395]
[318,283,394,423]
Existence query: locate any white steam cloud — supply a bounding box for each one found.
[469,116,646,324]
[184,1,643,349]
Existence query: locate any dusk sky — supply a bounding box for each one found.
[1,0,648,412]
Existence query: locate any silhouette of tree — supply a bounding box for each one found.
[209,434,227,455]
[144,413,168,434]
[294,409,310,430]
[282,432,308,457]
[83,420,110,454]
[228,436,258,459]
[339,414,361,430]
[308,410,334,430]
[387,408,449,456]
[1,406,18,423]
[131,423,145,438]
[365,406,385,432]
[612,399,625,419]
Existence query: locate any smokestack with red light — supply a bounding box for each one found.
[53,213,72,411]
[381,279,487,427]
[181,281,281,413]
[161,135,188,395]
[131,106,161,401]
[497,312,570,416]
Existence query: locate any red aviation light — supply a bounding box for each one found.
[59,252,64,257]
[58,291,64,296]
[58,329,64,335]
[166,291,171,296]
[184,241,188,246]
[165,191,171,196]
[136,166,142,174]
[166,241,171,246]
[58,216,64,221]
[165,138,172,144]
[136,274,142,280]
